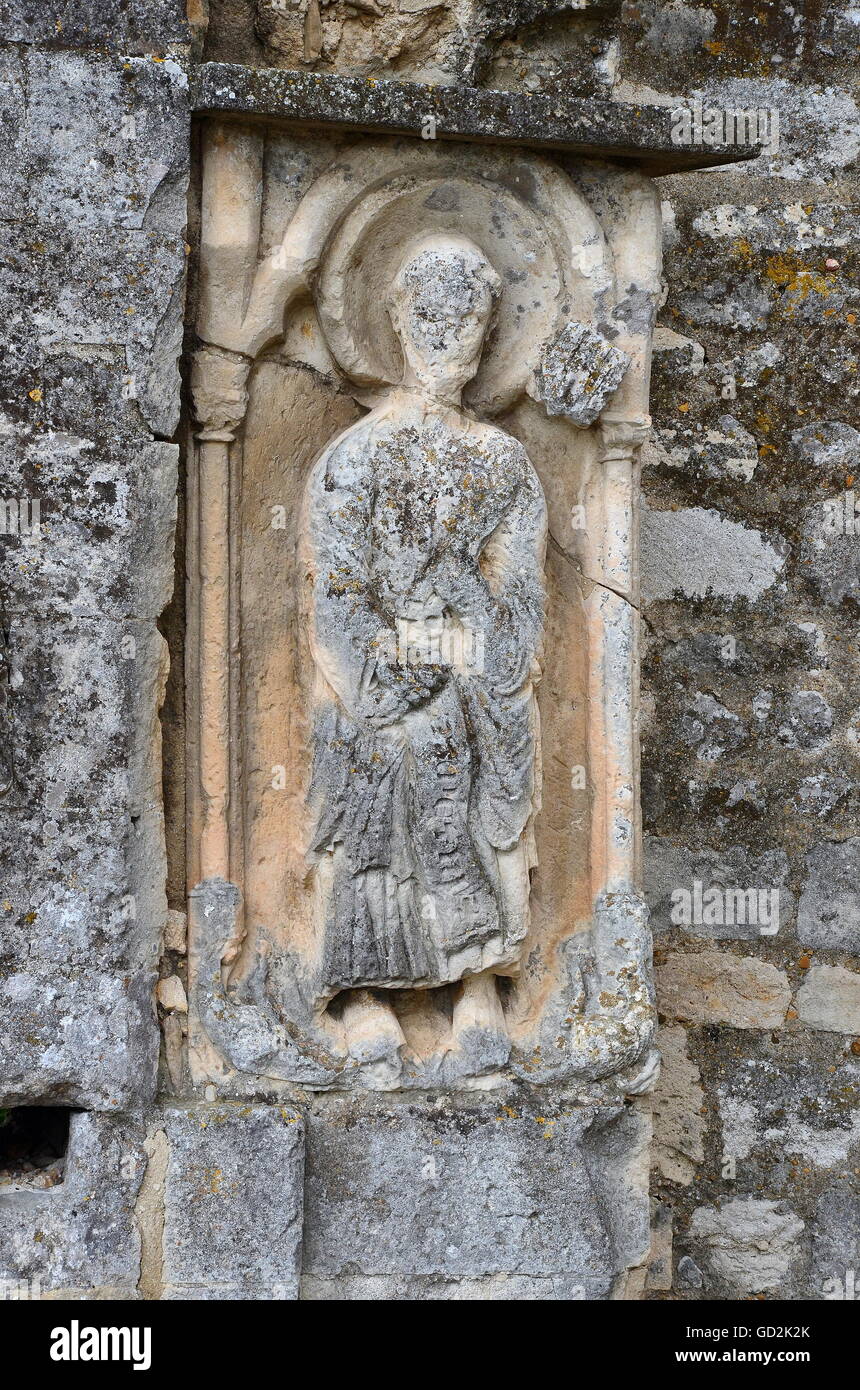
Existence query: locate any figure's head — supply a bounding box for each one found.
[388,235,501,401]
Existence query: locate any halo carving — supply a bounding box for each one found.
[221,141,617,416]
[307,145,616,414]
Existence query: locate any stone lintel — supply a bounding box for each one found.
[190,63,762,176]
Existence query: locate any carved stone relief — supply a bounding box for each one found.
[189,129,662,1093]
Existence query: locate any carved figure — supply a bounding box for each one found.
[304,235,547,1019]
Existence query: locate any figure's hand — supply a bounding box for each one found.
[360,653,448,725]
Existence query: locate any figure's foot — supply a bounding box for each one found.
[451,970,510,1078]
[341,989,407,1091]
[453,970,506,1035]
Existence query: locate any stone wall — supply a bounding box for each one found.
[0,0,857,1301]
[631,3,860,1301]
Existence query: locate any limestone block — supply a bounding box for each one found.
[811,1189,860,1299]
[0,438,177,621]
[0,617,167,1110]
[688,1198,803,1295]
[0,1112,146,1298]
[797,839,860,953]
[801,490,860,610]
[302,1093,649,1299]
[641,500,786,605]
[156,975,187,1013]
[656,951,791,1028]
[160,1105,305,1300]
[163,909,187,953]
[716,1037,860,1171]
[651,1025,705,1184]
[0,221,187,438]
[23,52,190,234]
[645,837,793,941]
[796,965,860,1034]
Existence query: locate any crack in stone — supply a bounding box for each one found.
[547,530,639,611]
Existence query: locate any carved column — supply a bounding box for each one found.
[189,347,249,897]
[592,414,651,896]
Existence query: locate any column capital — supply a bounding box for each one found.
[598,414,652,458]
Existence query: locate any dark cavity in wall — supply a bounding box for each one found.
[0,1106,77,1191]
[160,124,206,913]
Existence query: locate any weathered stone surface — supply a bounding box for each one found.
[19,229,186,439]
[0,228,186,443]
[645,837,792,941]
[191,62,761,174]
[0,2,192,50]
[687,1198,804,1296]
[811,1188,860,1300]
[0,48,27,221]
[252,0,618,87]
[717,1038,860,1171]
[795,772,854,821]
[302,1093,650,1298]
[656,952,791,1028]
[676,1253,704,1289]
[801,508,860,613]
[0,438,177,620]
[641,501,786,605]
[644,1199,674,1291]
[797,839,860,953]
[0,617,167,1110]
[646,413,759,482]
[651,1025,705,1184]
[23,53,190,234]
[530,321,629,426]
[0,1112,145,1297]
[0,0,185,1140]
[796,965,860,1035]
[301,1272,598,1299]
[160,1105,305,1300]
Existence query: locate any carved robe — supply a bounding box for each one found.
[304,390,546,999]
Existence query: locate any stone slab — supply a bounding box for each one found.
[0,1112,146,1297]
[160,1104,305,1300]
[797,838,860,954]
[796,965,860,1034]
[23,52,190,234]
[191,63,762,175]
[0,617,167,1110]
[656,951,791,1028]
[302,1092,649,1299]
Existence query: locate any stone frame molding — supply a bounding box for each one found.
[187,121,663,1094]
